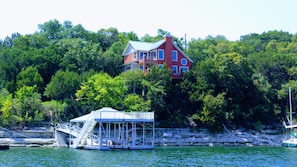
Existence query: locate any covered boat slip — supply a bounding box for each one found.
[69,107,154,150]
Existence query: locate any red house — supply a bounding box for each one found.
[122,34,193,79]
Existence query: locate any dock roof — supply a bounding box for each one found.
[70,107,154,123]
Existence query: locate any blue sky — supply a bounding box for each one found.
[1,0,296,41]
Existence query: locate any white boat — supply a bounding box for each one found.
[282,87,297,147]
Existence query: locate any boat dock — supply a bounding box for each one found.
[56,107,155,150]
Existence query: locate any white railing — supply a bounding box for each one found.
[94,111,154,121]
[0,127,30,138]
[71,112,97,148]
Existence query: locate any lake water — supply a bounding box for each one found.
[1,146,296,167]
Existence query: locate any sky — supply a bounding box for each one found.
[1,0,297,41]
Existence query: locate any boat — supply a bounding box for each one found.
[282,87,297,147]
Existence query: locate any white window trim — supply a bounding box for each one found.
[181,58,188,65]
[139,52,148,60]
[150,50,157,60]
[158,49,164,60]
[132,52,137,60]
[180,66,189,73]
[172,50,178,62]
[172,65,178,74]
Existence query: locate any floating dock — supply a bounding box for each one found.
[57,107,154,150]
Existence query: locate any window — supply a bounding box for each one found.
[172,65,178,74]
[172,50,178,61]
[139,52,147,60]
[139,52,144,60]
[158,49,164,60]
[181,58,188,65]
[132,52,137,60]
[150,51,157,60]
[139,65,144,71]
[180,66,189,73]
[158,64,163,69]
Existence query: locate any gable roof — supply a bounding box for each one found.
[122,38,193,63]
[122,40,165,55]
[173,42,193,63]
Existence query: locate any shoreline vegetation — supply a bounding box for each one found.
[1,21,296,135]
[0,128,284,147]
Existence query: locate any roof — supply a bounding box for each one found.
[122,37,193,63]
[122,40,165,56]
[173,42,193,63]
[70,107,154,123]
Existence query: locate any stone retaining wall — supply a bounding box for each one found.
[0,128,285,147]
[154,128,283,146]
[0,138,56,147]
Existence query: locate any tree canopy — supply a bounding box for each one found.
[1,20,297,131]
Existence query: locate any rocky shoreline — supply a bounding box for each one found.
[154,128,284,147]
[0,138,56,147]
[0,128,285,147]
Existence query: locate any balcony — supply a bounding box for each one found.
[138,57,157,65]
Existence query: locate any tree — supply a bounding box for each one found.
[143,65,172,124]
[56,38,100,73]
[0,88,15,126]
[44,70,80,100]
[42,100,66,124]
[99,44,124,77]
[16,66,44,93]
[183,52,266,129]
[76,73,127,113]
[97,28,119,51]
[120,70,144,94]
[192,92,226,132]
[38,19,63,41]
[123,94,151,112]
[14,86,43,126]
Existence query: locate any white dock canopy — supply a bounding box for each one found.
[69,107,155,150]
[70,107,154,123]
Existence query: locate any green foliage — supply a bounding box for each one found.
[143,65,172,123]
[123,94,151,112]
[76,73,127,111]
[38,19,63,40]
[120,70,144,94]
[0,94,13,126]
[44,70,80,100]
[1,20,297,130]
[192,92,226,132]
[14,86,43,126]
[16,66,44,92]
[42,100,66,124]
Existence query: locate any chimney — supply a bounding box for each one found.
[164,33,173,67]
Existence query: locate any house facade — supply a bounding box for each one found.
[122,34,193,79]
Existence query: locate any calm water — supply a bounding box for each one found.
[1,146,297,167]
